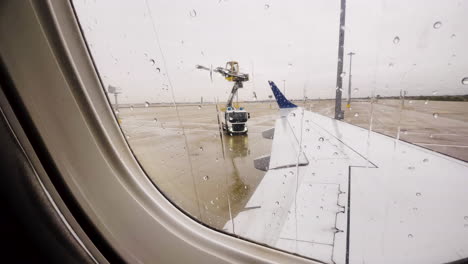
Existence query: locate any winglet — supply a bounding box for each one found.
[268,81,297,108]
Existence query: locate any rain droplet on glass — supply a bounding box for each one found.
[189,9,197,17]
[149,59,155,66]
[423,158,429,163]
[433,113,439,119]
[408,234,414,238]
[416,192,422,197]
[354,112,359,117]
[393,36,400,44]
[145,101,150,107]
[264,4,270,10]
[318,137,325,142]
[433,21,442,29]
[461,77,468,85]
[203,175,209,181]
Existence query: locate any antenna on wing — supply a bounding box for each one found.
[268,81,297,109]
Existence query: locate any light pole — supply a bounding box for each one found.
[347,52,355,108]
[334,0,347,120]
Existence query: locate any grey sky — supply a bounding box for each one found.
[74,0,468,104]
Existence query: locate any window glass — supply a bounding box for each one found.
[73,0,468,263]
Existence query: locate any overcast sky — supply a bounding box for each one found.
[73,0,468,104]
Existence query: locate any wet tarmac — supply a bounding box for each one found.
[118,100,468,230]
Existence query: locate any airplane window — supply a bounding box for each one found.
[72,0,468,263]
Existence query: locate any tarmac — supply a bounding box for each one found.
[118,99,468,230]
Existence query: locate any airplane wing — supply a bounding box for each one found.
[224,81,468,264]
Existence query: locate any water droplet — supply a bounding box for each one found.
[317,145,321,150]
[409,100,413,104]
[423,158,429,163]
[333,152,339,156]
[318,137,325,142]
[203,175,209,181]
[433,113,439,119]
[215,157,219,162]
[433,21,442,29]
[189,9,197,17]
[156,67,161,73]
[408,234,413,238]
[388,62,394,67]
[408,166,415,170]
[149,59,155,66]
[264,4,270,10]
[275,201,280,205]
[306,128,310,132]
[312,172,316,176]
[145,101,150,107]
[197,105,202,109]
[424,100,429,105]
[130,105,134,111]
[464,216,468,220]
[115,109,119,114]
[451,34,456,39]
[288,62,293,68]
[125,135,130,139]
[353,88,359,93]
[416,192,422,197]
[289,171,294,175]
[393,36,400,44]
[320,206,324,210]
[210,200,214,205]
[340,72,346,78]
[461,77,468,85]
[199,146,204,151]
[354,112,359,117]
[244,185,248,189]
[153,118,157,123]
[432,91,438,95]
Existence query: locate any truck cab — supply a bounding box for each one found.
[223,107,250,135]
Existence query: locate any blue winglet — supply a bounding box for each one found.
[268,81,297,108]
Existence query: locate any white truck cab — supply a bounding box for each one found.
[223,107,249,135]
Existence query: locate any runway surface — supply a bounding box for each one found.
[118,100,468,230]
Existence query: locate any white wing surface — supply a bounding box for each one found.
[224,81,468,264]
